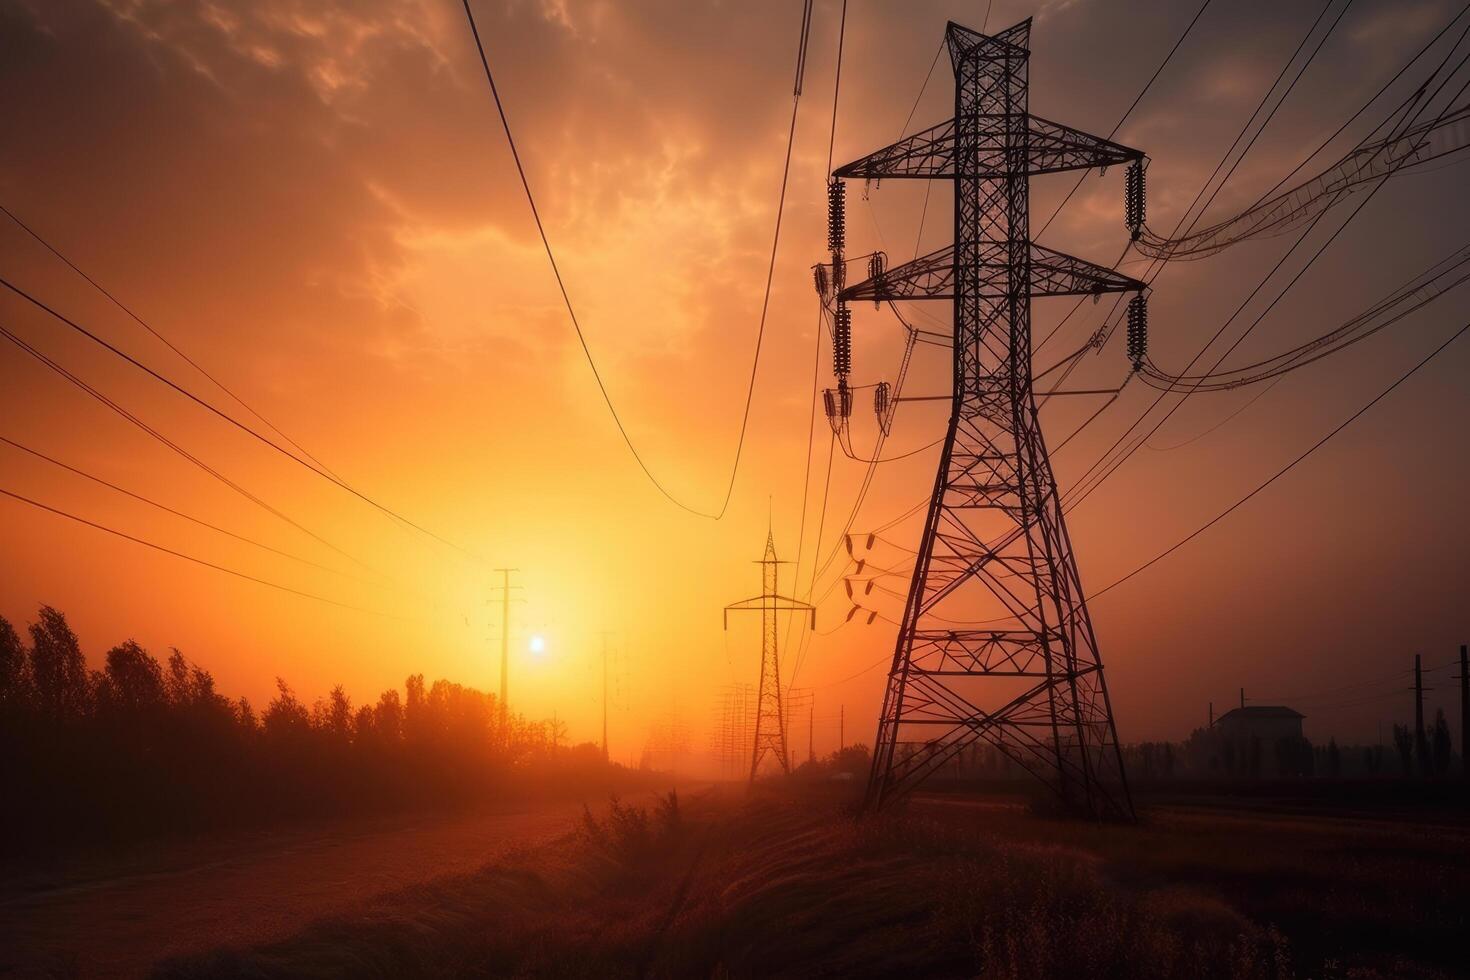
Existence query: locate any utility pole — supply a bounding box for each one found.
[1414,653,1427,776]
[808,694,815,764]
[839,703,844,753]
[723,526,815,783]
[599,631,615,762]
[836,18,1146,819]
[1240,688,1246,710]
[491,568,520,736]
[1208,702,1214,729]
[1460,644,1468,780]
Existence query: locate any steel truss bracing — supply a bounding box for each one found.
[842,20,1143,819]
[724,529,815,783]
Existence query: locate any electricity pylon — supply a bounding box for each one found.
[834,19,1145,818]
[724,528,815,783]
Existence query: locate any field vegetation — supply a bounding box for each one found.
[157,783,1470,979]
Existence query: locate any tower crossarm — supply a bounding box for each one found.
[832,114,1140,181]
[723,594,816,629]
[840,241,1145,303]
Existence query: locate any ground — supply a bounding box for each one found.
[2,783,1466,978]
[0,798,613,978]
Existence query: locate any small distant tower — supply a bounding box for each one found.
[724,527,815,783]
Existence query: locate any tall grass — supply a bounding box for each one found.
[157,788,1464,979]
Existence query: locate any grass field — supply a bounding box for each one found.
[155,784,1470,979]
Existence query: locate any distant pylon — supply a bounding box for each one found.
[834,19,1143,819]
[724,526,815,783]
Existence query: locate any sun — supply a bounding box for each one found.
[528,634,546,657]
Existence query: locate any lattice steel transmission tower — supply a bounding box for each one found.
[724,529,815,783]
[833,19,1147,818]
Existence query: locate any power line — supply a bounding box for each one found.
[0,203,339,480]
[896,38,945,141]
[0,433,367,584]
[845,314,1470,632]
[1088,319,1470,602]
[1035,0,1347,403]
[1257,669,1412,705]
[1137,104,1470,261]
[786,2,848,672]
[1034,0,1356,422]
[1138,242,1470,390]
[0,273,471,556]
[458,0,815,520]
[1064,38,1470,512]
[1171,3,1470,247]
[1059,0,1435,508]
[1034,0,1216,239]
[0,485,407,617]
[0,320,391,582]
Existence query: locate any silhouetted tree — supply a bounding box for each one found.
[1430,709,1452,777]
[375,688,403,742]
[354,704,375,744]
[0,605,626,853]
[28,606,89,721]
[1392,723,1414,775]
[236,697,258,732]
[264,679,311,742]
[1326,737,1341,778]
[320,685,352,743]
[405,673,428,744]
[0,616,27,709]
[98,640,166,713]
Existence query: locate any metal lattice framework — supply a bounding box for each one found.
[839,20,1143,818]
[724,529,815,783]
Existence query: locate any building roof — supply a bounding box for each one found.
[1217,705,1305,723]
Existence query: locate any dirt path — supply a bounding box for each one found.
[0,800,599,978]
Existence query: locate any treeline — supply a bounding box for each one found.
[0,606,623,853]
[1178,718,1458,780]
[909,731,1461,784]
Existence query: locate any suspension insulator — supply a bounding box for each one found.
[813,263,829,300]
[827,178,846,254]
[1125,159,1146,241]
[822,385,853,433]
[833,303,852,379]
[1126,294,1148,370]
[874,380,892,435]
[867,252,886,308]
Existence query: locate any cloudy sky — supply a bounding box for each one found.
[2,0,1467,757]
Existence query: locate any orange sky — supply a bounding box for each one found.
[2,0,1468,761]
